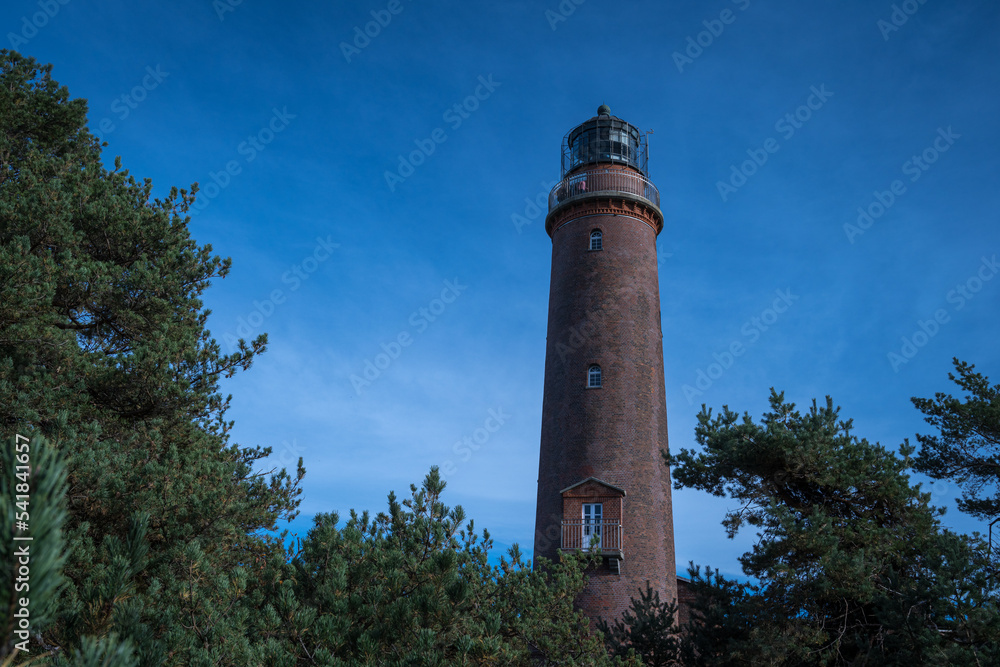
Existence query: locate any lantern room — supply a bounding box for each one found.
[560,104,649,178]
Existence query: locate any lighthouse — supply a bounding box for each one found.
[532,105,677,623]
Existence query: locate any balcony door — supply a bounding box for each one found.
[582,503,603,549]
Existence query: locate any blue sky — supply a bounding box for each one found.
[6,0,999,579]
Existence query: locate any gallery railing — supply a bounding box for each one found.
[560,519,622,555]
[548,169,659,212]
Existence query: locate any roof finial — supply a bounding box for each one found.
[597,103,611,116]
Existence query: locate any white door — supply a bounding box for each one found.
[582,503,603,549]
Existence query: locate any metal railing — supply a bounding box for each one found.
[548,169,660,212]
[560,519,622,554]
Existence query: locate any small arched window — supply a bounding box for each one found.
[588,365,602,388]
[589,230,603,251]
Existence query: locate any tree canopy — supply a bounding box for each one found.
[251,468,630,666]
[0,48,302,664]
[5,47,1000,666]
[0,51,622,666]
[666,390,1000,666]
[913,358,1000,524]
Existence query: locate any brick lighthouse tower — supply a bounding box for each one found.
[533,105,677,624]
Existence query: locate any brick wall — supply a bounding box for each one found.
[533,162,677,626]
[676,576,696,629]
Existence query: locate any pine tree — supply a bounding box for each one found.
[2,435,67,663]
[252,467,631,666]
[673,566,761,667]
[666,390,1000,665]
[597,583,680,666]
[0,50,303,664]
[912,358,1000,523]
[0,51,648,665]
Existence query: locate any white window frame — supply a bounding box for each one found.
[582,503,603,550]
[589,229,603,251]
[588,365,602,388]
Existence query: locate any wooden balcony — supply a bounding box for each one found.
[560,519,623,559]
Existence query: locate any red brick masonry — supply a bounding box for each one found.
[534,158,677,625]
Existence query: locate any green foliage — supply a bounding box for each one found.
[597,583,680,666]
[673,567,761,667]
[49,634,138,667]
[1,436,68,662]
[666,390,1000,665]
[913,358,1000,522]
[1,436,140,667]
[0,49,303,664]
[8,48,1000,667]
[0,50,634,666]
[253,467,625,666]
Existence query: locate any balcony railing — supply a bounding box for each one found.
[560,520,622,557]
[548,169,660,212]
